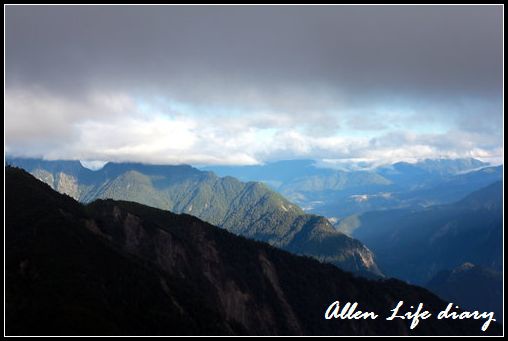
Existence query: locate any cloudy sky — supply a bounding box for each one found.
[5,5,503,166]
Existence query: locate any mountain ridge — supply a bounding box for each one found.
[6,157,382,277]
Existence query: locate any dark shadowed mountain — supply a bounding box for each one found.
[427,263,503,323]
[5,167,501,336]
[6,158,381,277]
[348,181,503,285]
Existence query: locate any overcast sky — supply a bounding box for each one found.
[5,5,504,166]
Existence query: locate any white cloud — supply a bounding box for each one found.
[5,87,504,166]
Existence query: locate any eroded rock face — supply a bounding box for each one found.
[31,169,80,201]
[55,172,80,200]
[258,252,303,334]
[357,246,380,274]
[31,169,55,188]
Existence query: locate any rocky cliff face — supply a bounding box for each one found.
[5,167,501,335]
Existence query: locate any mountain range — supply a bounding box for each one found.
[6,158,381,277]
[7,157,503,318]
[6,166,501,335]
[205,158,501,219]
